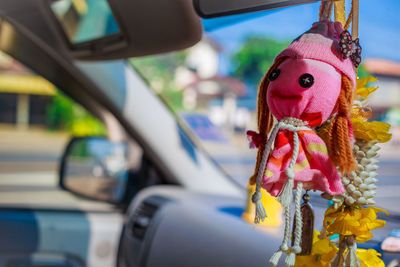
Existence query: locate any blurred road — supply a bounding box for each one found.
[2,124,397,212]
[0,126,115,211]
[1,125,399,241]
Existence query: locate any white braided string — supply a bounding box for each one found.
[293,182,304,252]
[282,206,291,249]
[278,130,301,207]
[254,121,282,191]
[270,204,291,267]
[251,117,310,266]
[252,118,310,216]
[285,182,304,267]
[252,121,282,223]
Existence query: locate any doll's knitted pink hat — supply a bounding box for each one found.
[275,21,356,85]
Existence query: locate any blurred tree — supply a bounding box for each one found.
[357,63,370,79]
[232,36,289,91]
[46,91,74,130]
[46,89,106,136]
[130,51,188,110]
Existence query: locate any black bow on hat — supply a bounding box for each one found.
[339,30,362,68]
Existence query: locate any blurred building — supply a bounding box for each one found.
[364,58,400,116]
[364,58,400,145]
[0,52,56,128]
[175,36,250,131]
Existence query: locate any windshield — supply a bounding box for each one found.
[130,0,400,213]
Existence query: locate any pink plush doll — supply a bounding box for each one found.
[248,21,357,267]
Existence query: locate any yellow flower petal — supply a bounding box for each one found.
[312,230,321,243]
[294,255,325,267]
[356,76,378,90]
[371,207,390,215]
[295,231,337,267]
[357,249,384,267]
[323,207,388,242]
[356,232,374,243]
[352,120,392,143]
[357,86,378,98]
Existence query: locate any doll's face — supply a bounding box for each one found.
[266,58,342,126]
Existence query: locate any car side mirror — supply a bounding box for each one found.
[60,137,129,204]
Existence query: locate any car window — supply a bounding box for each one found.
[130,43,256,189]
[0,51,110,208]
[130,1,400,214]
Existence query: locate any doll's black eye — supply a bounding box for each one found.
[268,69,280,81]
[299,73,314,88]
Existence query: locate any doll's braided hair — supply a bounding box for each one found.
[328,75,356,173]
[249,57,285,185]
[249,59,356,185]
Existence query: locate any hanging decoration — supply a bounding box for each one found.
[245,0,392,266]
[313,75,391,267]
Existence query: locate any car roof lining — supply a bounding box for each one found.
[0,0,202,61]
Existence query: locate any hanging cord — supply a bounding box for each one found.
[343,0,359,39]
[285,182,304,267]
[321,0,358,34]
[351,0,359,39]
[330,239,346,267]
[270,205,291,267]
[252,118,310,223]
[318,1,325,20]
[270,183,305,267]
[251,121,282,223]
[344,6,353,30]
[278,130,300,207]
[319,0,334,21]
[334,0,346,26]
[264,118,309,267]
[344,235,361,267]
[323,0,358,35]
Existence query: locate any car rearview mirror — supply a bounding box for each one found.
[49,0,125,49]
[194,0,319,18]
[43,0,202,60]
[60,137,129,203]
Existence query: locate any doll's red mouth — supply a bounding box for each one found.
[271,91,303,101]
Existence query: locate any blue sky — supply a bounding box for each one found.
[204,0,400,74]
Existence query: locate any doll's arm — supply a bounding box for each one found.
[301,131,345,194]
[271,143,291,159]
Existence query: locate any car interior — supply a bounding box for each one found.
[0,0,398,267]
[0,1,255,266]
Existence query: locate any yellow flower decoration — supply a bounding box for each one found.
[295,231,385,267]
[309,76,389,267]
[357,249,385,267]
[323,206,388,243]
[356,76,378,98]
[294,230,338,267]
[351,75,392,143]
[352,118,392,143]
